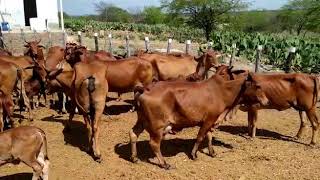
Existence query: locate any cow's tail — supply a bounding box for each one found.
[17,68,24,116]
[37,128,50,179]
[38,128,49,160]
[87,76,96,121]
[313,76,319,107]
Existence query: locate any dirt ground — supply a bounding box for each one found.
[0,91,320,180]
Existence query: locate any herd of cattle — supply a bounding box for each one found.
[0,39,319,179]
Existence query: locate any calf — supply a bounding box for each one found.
[129,73,268,169]
[0,126,49,180]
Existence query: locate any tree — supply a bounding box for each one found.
[95,2,132,23]
[277,0,320,35]
[142,6,166,24]
[161,0,247,40]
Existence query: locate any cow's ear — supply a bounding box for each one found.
[24,44,30,48]
[246,72,254,82]
[38,45,46,49]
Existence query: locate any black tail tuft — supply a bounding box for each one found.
[88,76,96,93]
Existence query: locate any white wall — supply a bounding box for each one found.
[0,0,25,27]
[36,0,59,24]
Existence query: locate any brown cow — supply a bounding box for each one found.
[47,60,108,161]
[220,68,319,145]
[23,39,45,62]
[64,47,154,109]
[65,45,116,63]
[0,61,30,130]
[244,73,319,145]
[129,73,268,169]
[136,50,220,81]
[0,126,49,180]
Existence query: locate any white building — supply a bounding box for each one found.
[0,0,62,31]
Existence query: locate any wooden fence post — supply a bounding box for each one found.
[20,28,25,42]
[229,43,236,66]
[255,45,263,73]
[77,31,82,45]
[167,38,172,54]
[108,33,112,55]
[125,35,130,58]
[145,37,150,52]
[186,40,191,54]
[94,33,99,52]
[285,47,296,73]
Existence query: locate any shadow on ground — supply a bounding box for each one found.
[41,115,92,157]
[0,173,32,180]
[218,125,307,145]
[115,137,233,163]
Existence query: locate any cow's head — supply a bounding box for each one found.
[242,73,269,106]
[45,46,65,72]
[65,45,86,67]
[24,39,45,60]
[215,65,248,80]
[194,49,222,80]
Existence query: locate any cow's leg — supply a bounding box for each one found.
[0,105,3,132]
[206,132,215,157]
[191,118,216,160]
[296,111,308,139]
[18,80,33,121]
[64,102,76,132]
[83,115,92,153]
[248,109,257,138]
[21,158,43,180]
[149,129,171,169]
[35,95,40,108]
[116,93,122,102]
[129,120,144,163]
[91,108,103,162]
[62,93,67,113]
[305,108,320,145]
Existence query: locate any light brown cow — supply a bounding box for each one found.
[220,68,319,145]
[47,60,108,161]
[64,47,154,108]
[0,126,49,180]
[23,39,45,62]
[0,61,31,130]
[129,73,268,169]
[136,50,220,81]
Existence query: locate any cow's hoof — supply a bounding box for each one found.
[161,163,174,170]
[131,156,139,163]
[190,153,198,160]
[94,155,102,163]
[208,148,217,158]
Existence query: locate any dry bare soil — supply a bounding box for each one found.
[0,92,320,180]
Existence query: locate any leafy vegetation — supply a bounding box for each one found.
[65,18,320,73]
[209,32,320,73]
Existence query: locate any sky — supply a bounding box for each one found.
[62,0,289,16]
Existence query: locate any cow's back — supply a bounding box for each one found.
[104,58,153,92]
[254,73,317,110]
